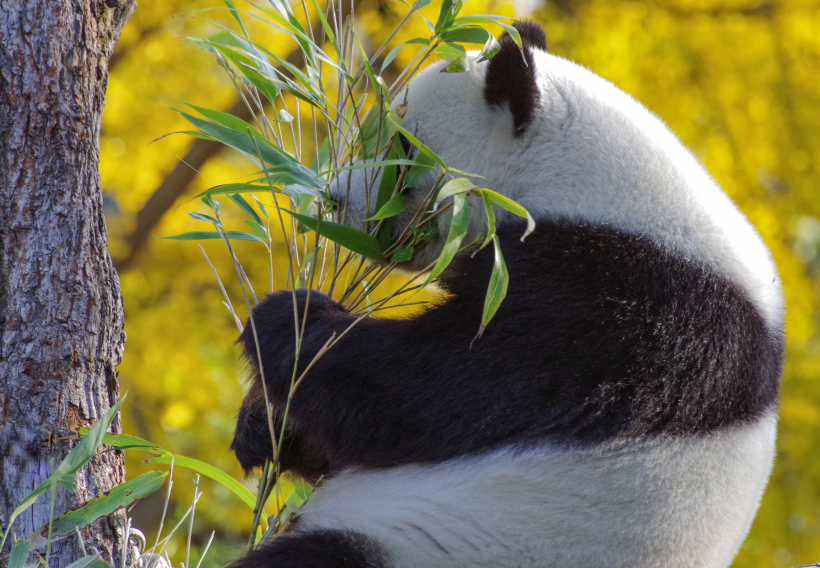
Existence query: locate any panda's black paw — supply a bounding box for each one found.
[238,290,345,380]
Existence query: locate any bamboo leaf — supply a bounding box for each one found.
[88,431,166,454]
[479,189,536,240]
[434,42,465,61]
[478,34,501,60]
[391,247,414,262]
[436,178,476,201]
[453,16,521,47]
[381,38,430,72]
[0,397,125,552]
[286,212,387,262]
[27,472,168,545]
[434,0,462,34]
[443,54,471,73]
[147,455,258,511]
[245,219,270,242]
[193,183,271,201]
[229,193,263,225]
[480,234,509,328]
[158,231,266,243]
[440,26,490,44]
[8,540,29,568]
[422,192,469,287]
[366,193,405,221]
[390,120,447,168]
[64,557,112,568]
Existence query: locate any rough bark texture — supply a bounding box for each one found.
[0,0,135,566]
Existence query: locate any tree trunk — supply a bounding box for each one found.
[0,1,135,566]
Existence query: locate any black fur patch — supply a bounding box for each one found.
[233,219,782,477]
[229,529,386,568]
[483,22,547,135]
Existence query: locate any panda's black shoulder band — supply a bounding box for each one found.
[483,21,547,136]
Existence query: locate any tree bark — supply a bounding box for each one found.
[0,1,135,566]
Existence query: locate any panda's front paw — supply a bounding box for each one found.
[239,290,344,396]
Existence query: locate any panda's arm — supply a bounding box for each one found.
[231,230,546,475]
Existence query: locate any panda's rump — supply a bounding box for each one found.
[295,413,776,568]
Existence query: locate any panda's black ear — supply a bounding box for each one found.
[483,21,547,136]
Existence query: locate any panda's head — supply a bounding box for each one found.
[333,22,554,270]
[332,21,782,327]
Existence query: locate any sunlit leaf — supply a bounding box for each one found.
[436,178,476,201]
[441,26,490,44]
[434,42,466,61]
[480,189,536,240]
[147,454,259,512]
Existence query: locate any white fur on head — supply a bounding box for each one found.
[334,48,782,330]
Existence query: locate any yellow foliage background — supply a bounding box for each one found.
[102,0,820,566]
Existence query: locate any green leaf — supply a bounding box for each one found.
[422,192,469,287]
[158,231,266,243]
[440,26,490,44]
[375,139,401,212]
[481,234,509,328]
[188,211,220,226]
[229,193,263,225]
[381,38,430,72]
[434,0,462,34]
[434,42,466,61]
[176,110,317,187]
[480,189,536,240]
[286,212,387,262]
[478,189,496,251]
[224,0,249,38]
[87,431,166,454]
[193,183,271,201]
[404,154,437,188]
[320,159,425,176]
[38,472,168,542]
[367,192,405,221]
[436,178,476,201]
[0,397,125,552]
[453,16,521,47]
[444,53,471,73]
[8,540,29,568]
[390,121,446,168]
[391,247,414,262]
[245,219,270,242]
[478,34,501,60]
[64,557,112,568]
[357,103,401,161]
[147,455,258,511]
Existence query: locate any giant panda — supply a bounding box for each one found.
[230,21,784,568]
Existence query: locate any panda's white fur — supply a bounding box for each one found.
[232,23,783,568]
[297,412,776,568]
